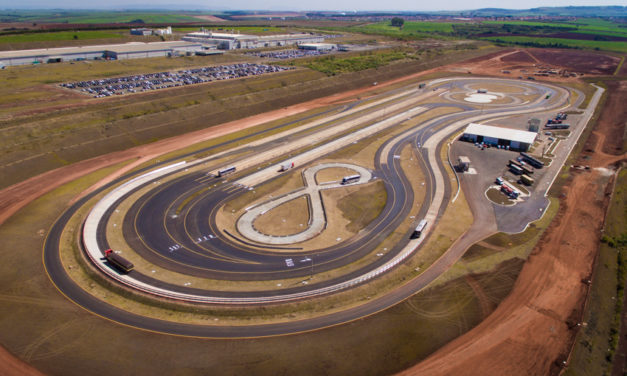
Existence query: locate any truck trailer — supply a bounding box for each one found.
[104,249,134,273]
[410,219,428,239]
[341,175,360,185]
[520,174,535,186]
[520,152,544,169]
[509,164,524,175]
[279,162,295,172]
[217,166,236,177]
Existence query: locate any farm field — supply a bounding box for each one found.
[354,18,627,53]
[480,36,627,53]
[0,30,125,44]
[172,26,288,34]
[0,10,203,24]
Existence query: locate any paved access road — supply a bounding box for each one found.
[44,77,574,336]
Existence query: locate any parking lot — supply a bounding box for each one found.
[61,63,292,97]
[246,49,332,60]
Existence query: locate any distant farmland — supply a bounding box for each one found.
[354,18,627,53]
[480,36,627,53]
[0,10,204,24]
[0,30,124,44]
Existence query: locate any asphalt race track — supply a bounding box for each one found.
[43,77,572,337]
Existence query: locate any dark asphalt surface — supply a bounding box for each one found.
[43,78,569,337]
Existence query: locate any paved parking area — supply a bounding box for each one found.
[61,63,291,97]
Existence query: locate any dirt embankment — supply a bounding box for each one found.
[445,47,621,78]
[594,80,627,155]
[0,345,44,376]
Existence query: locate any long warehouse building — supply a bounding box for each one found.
[182,31,324,50]
[461,123,538,151]
[0,41,203,66]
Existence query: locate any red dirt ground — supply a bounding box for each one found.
[446,48,621,79]
[0,48,623,375]
[528,48,621,75]
[0,345,44,376]
[500,50,538,64]
[595,80,627,155]
[190,15,227,22]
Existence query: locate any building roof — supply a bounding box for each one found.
[184,32,319,42]
[299,43,336,48]
[186,32,258,41]
[0,42,201,60]
[106,42,201,53]
[464,123,537,144]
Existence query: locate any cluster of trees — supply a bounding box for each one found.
[390,17,404,28]
[451,23,573,37]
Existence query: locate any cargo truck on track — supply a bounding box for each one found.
[104,249,134,273]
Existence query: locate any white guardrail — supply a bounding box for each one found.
[82,157,430,304]
[82,159,429,303]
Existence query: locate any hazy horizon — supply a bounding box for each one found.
[0,1,625,12]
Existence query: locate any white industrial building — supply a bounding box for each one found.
[0,41,202,66]
[461,123,537,151]
[103,41,201,60]
[298,43,337,51]
[154,26,172,36]
[130,28,153,36]
[182,31,324,50]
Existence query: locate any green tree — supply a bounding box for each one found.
[390,17,405,28]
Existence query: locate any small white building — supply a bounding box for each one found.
[130,28,153,36]
[461,123,537,151]
[154,27,172,36]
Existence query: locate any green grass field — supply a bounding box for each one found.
[353,21,455,39]
[566,169,627,376]
[0,31,124,44]
[354,18,627,53]
[173,26,287,34]
[481,35,627,53]
[0,10,201,24]
[488,36,627,53]
[294,49,414,75]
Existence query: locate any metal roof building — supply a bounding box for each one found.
[298,43,337,51]
[182,32,324,50]
[461,123,537,151]
[0,41,202,66]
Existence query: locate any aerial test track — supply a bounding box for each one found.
[43,77,571,338]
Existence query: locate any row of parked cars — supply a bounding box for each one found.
[60,63,291,97]
[246,49,331,60]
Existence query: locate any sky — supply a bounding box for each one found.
[0,0,625,11]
